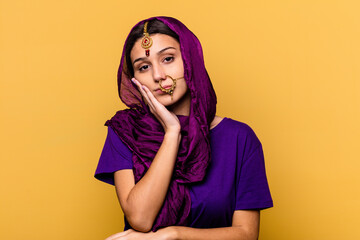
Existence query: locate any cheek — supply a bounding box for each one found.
[177,57,185,72]
[166,58,184,75]
[175,60,184,75]
[178,81,188,93]
[133,73,150,86]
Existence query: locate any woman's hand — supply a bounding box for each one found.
[104,227,177,240]
[104,229,153,240]
[132,78,181,134]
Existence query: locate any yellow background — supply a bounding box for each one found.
[1,0,359,239]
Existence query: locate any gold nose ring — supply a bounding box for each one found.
[159,75,184,100]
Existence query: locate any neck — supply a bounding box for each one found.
[167,90,191,116]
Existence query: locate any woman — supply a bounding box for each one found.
[95,16,273,240]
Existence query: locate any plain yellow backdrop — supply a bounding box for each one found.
[1,0,359,239]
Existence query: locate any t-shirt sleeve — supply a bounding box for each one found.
[235,125,273,210]
[94,126,133,185]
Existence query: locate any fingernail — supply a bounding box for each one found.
[142,86,146,90]
[131,78,135,83]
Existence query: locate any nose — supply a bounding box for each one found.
[152,62,167,82]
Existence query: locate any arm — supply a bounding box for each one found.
[114,131,181,232]
[169,210,260,240]
[105,210,260,240]
[114,78,182,232]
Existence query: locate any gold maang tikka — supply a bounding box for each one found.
[159,75,185,100]
[141,22,183,100]
[141,22,152,57]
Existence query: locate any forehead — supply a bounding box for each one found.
[130,33,180,60]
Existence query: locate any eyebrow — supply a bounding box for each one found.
[132,47,176,65]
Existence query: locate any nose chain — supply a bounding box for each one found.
[159,75,184,100]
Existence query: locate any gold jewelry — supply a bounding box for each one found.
[141,22,152,57]
[159,75,184,100]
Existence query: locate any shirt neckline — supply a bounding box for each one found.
[210,117,228,134]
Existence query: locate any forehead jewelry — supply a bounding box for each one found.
[159,75,185,100]
[141,22,153,57]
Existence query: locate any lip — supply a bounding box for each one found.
[154,85,173,91]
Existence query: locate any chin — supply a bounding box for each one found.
[162,90,190,110]
[157,95,180,107]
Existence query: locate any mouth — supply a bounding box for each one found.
[154,85,173,91]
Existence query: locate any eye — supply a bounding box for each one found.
[163,56,174,63]
[138,65,149,72]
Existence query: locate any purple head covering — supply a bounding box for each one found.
[105,16,217,231]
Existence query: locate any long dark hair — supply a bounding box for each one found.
[123,19,179,78]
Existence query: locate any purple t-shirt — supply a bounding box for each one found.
[94,117,273,229]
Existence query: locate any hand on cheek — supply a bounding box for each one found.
[130,77,181,133]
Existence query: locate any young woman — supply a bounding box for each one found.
[95,16,273,240]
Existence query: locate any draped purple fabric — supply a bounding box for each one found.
[105,16,217,231]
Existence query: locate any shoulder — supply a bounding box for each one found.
[210,115,224,130]
[213,116,262,148]
[106,126,133,156]
[214,116,258,136]
[105,108,140,125]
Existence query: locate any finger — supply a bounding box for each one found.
[131,78,143,93]
[132,78,156,110]
[132,78,161,111]
[105,229,132,240]
[142,85,163,109]
[142,85,171,119]
[141,85,159,110]
[132,79,172,129]
[141,85,166,124]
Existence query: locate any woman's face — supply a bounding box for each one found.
[130,33,189,110]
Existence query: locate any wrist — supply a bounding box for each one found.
[164,130,181,141]
[165,126,181,134]
[155,226,180,240]
[167,226,180,240]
